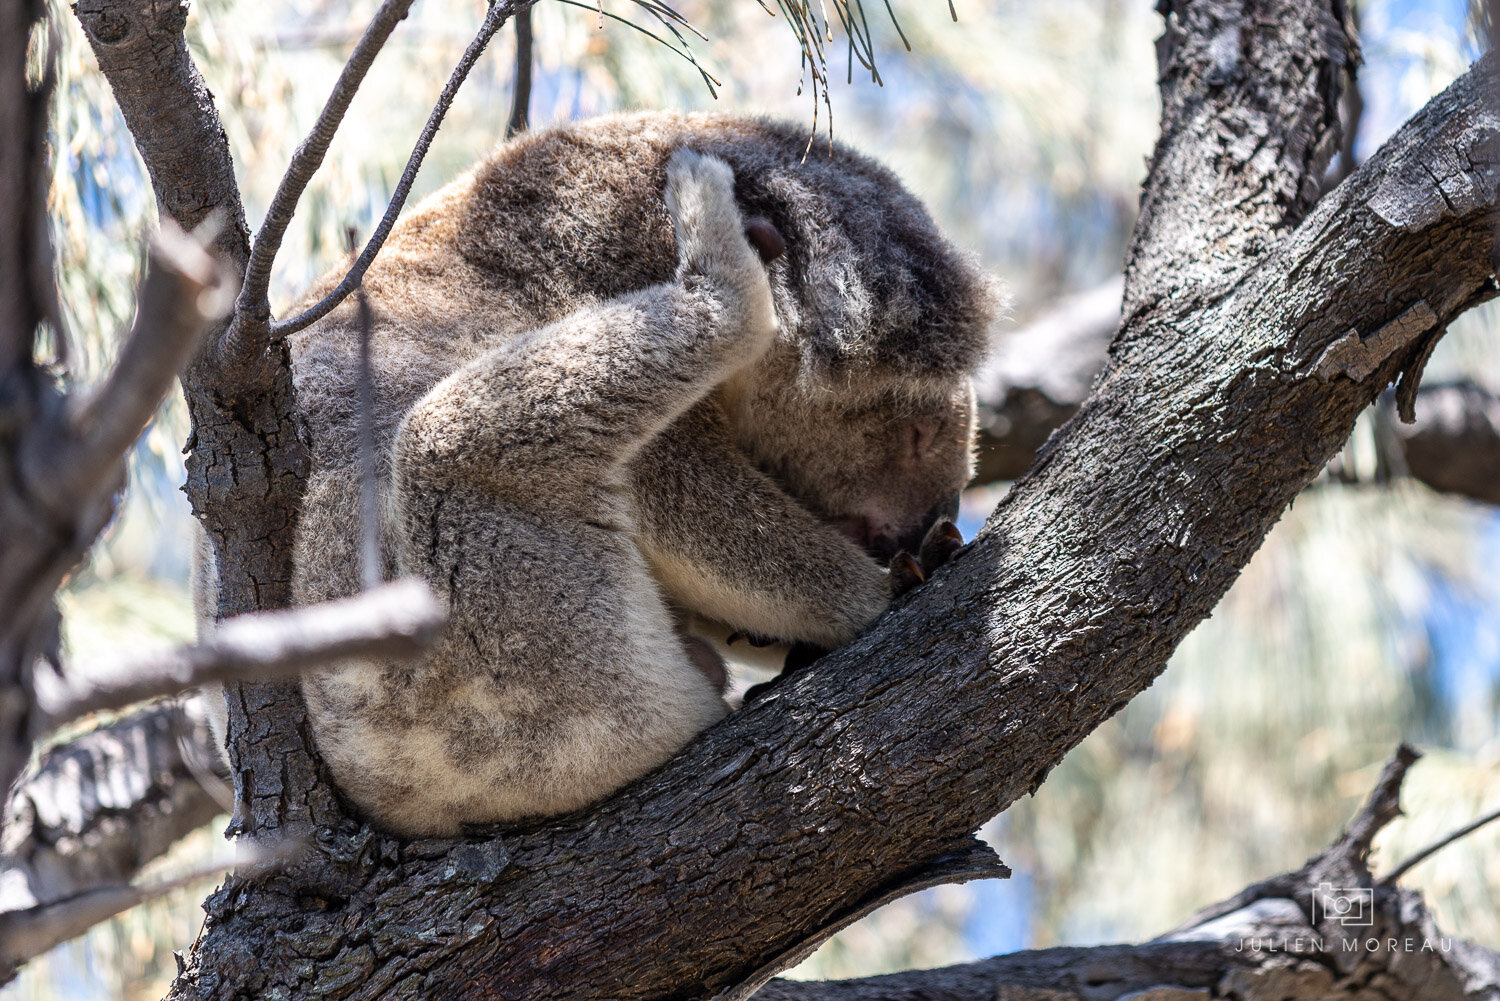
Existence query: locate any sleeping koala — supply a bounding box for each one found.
[198,111,1000,836]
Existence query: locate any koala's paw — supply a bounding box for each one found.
[664,149,777,347]
[889,520,966,597]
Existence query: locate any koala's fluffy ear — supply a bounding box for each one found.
[704,121,1007,385]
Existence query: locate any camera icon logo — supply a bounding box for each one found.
[1313,883,1374,926]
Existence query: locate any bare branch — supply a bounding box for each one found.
[19,221,231,519]
[0,839,290,984]
[1382,801,1500,885]
[225,0,417,362]
[35,578,444,732]
[3,701,223,913]
[506,4,533,140]
[72,0,251,269]
[265,0,520,342]
[1394,382,1500,504]
[974,278,1119,482]
[975,285,1500,506]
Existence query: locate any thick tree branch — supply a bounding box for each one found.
[162,16,1498,1000]
[34,578,444,732]
[75,0,317,836]
[1124,0,1355,318]
[71,0,250,269]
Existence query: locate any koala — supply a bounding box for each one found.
[197,111,1000,837]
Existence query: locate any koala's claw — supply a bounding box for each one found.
[744,217,786,264]
[889,521,965,597]
[889,551,926,595]
[918,519,964,574]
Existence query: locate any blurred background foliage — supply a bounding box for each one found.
[14,0,1498,997]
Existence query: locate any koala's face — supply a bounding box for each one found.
[730,369,977,562]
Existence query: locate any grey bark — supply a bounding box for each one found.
[61,0,1500,999]
[1,700,223,913]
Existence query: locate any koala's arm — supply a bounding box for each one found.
[630,402,890,650]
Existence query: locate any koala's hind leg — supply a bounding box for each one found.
[303,152,775,835]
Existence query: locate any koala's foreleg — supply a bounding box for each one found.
[302,152,777,835]
[631,403,892,650]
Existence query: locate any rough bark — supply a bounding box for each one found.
[73,0,320,839]
[1,701,223,912]
[758,748,1500,1001]
[976,285,1500,505]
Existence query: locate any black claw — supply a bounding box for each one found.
[745,217,786,264]
[918,519,964,574]
[889,550,925,595]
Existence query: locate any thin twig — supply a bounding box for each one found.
[36,578,444,732]
[1381,803,1500,885]
[224,0,417,368]
[506,4,533,139]
[270,1,518,341]
[554,0,721,95]
[18,221,230,519]
[354,282,381,592]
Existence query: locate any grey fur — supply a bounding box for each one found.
[198,112,1002,836]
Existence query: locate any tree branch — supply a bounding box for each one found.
[262,0,521,344]
[0,220,227,816]
[756,746,1500,1001]
[164,18,1499,1000]
[17,222,230,524]
[1124,0,1355,318]
[0,835,288,985]
[225,0,417,360]
[1393,382,1500,504]
[2,702,221,914]
[506,4,533,140]
[34,578,444,733]
[71,0,250,269]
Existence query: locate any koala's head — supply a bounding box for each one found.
[726,369,979,561]
[704,118,1005,560]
